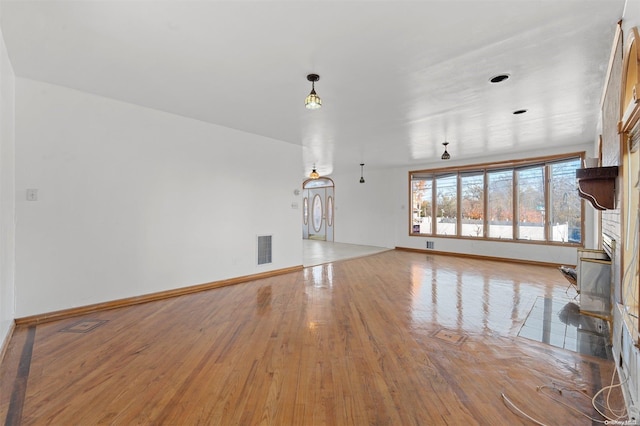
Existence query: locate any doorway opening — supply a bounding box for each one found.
[302,177,334,242]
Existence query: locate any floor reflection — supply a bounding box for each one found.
[518,297,610,359]
[302,264,336,332]
[409,259,552,336]
[302,249,608,359]
[256,285,272,316]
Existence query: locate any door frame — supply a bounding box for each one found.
[302,177,335,242]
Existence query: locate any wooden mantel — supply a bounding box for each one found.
[576,166,619,210]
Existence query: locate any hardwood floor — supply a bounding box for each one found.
[0,250,625,425]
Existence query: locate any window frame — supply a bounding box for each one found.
[515,164,546,242]
[409,152,585,246]
[459,171,485,238]
[486,168,514,240]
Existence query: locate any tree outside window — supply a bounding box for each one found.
[409,154,582,245]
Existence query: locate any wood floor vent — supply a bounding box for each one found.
[59,319,109,334]
[432,328,467,346]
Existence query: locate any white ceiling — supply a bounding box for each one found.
[0,0,626,177]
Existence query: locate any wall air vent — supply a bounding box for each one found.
[257,235,273,265]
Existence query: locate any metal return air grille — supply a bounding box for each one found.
[257,235,272,265]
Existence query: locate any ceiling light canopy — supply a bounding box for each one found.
[305,74,322,110]
[309,164,320,179]
[441,142,451,160]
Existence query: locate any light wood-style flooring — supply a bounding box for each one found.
[302,239,390,266]
[0,250,624,425]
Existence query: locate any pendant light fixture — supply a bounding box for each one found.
[359,163,365,183]
[441,142,451,160]
[309,164,320,179]
[305,74,322,110]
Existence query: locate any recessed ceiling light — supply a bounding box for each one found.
[513,109,528,115]
[489,74,510,83]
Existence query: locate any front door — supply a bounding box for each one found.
[303,178,334,242]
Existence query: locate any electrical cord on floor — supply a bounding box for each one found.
[533,370,629,424]
[536,385,608,423]
[502,372,629,426]
[500,393,548,426]
[591,367,629,422]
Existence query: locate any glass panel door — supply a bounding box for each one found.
[303,178,335,241]
[309,188,326,240]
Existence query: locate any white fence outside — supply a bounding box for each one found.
[412,217,573,242]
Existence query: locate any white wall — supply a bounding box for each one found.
[329,168,396,248]
[0,14,16,347]
[623,0,639,31]
[14,78,302,317]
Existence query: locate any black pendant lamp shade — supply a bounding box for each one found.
[441,142,451,160]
